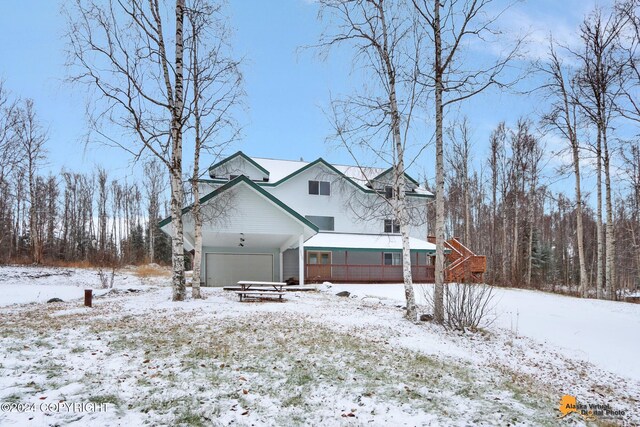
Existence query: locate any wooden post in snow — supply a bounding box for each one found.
[84,289,92,307]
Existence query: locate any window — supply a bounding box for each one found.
[308,180,330,196]
[384,219,400,233]
[229,174,239,180]
[305,215,335,231]
[384,186,394,199]
[383,252,402,265]
[308,252,331,265]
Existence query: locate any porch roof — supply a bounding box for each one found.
[304,232,437,253]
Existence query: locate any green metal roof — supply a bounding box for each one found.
[370,167,420,187]
[207,151,270,177]
[199,157,434,199]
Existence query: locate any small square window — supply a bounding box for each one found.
[383,252,402,265]
[309,180,319,195]
[384,219,400,233]
[309,180,330,196]
[320,181,330,196]
[384,186,393,199]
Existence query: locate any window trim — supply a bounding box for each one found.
[383,252,402,266]
[384,219,400,233]
[307,251,332,265]
[384,185,394,199]
[305,215,335,231]
[308,180,331,196]
[320,181,331,196]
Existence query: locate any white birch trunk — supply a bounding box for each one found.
[390,81,416,321]
[433,0,446,324]
[603,130,615,300]
[190,33,203,299]
[170,169,186,301]
[526,187,534,287]
[512,192,519,285]
[570,128,588,298]
[596,130,604,299]
[170,0,186,301]
[376,0,416,321]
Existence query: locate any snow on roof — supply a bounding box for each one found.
[304,232,436,252]
[250,156,432,195]
[250,157,309,182]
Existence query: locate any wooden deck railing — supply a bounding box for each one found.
[446,255,487,282]
[305,264,435,283]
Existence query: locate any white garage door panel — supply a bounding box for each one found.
[206,253,273,287]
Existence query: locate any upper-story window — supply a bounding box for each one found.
[309,180,330,196]
[384,219,400,233]
[305,215,335,231]
[384,186,394,199]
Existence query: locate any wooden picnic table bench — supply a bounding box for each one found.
[236,281,286,302]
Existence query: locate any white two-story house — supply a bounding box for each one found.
[159,151,437,286]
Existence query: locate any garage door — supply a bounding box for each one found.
[205,253,274,287]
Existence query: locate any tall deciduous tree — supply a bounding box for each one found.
[185,0,242,299]
[318,0,421,321]
[66,0,188,300]
[413,0,522,322]
[574,2,633,299]
[14,100,47,264]
[541,41,589,297]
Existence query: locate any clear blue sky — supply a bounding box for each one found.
[0,0,601,194]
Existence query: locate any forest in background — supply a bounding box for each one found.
[0,95,173,267]
[427,118,640,297]
[0,0,639,302]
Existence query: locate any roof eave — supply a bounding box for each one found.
[207,151,270,178]
[158,175,318,232]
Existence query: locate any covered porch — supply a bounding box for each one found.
[160,176,318,287]
[302,233,436,284]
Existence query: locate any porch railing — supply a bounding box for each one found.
[305,263,435,284]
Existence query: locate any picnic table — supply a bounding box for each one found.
[235,281,286,302]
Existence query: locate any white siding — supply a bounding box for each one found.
[264,164,428,239]
[184,184,306,236]
[282,248,299,280]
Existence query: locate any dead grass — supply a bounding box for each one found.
[133,264,171,278]
[0,297,564,426]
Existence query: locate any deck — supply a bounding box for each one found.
[305,264,435,283]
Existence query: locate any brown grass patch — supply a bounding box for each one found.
[134,264,171,278]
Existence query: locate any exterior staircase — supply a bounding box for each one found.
[427,236,487,283]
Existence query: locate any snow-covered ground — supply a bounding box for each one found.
[0,266,638,426]
[0,265,155,306]
[332,283,640,383]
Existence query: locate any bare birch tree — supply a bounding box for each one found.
[487,122,506,285]
[66,0,188,300]
[413,0,523,323]
[573,2,633,300]
[14,100,48,264]
[540,42,589,297]
[143,159,164,264]
[185,0,242,299]
[317,0,422,321]
[445,117,473,246]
